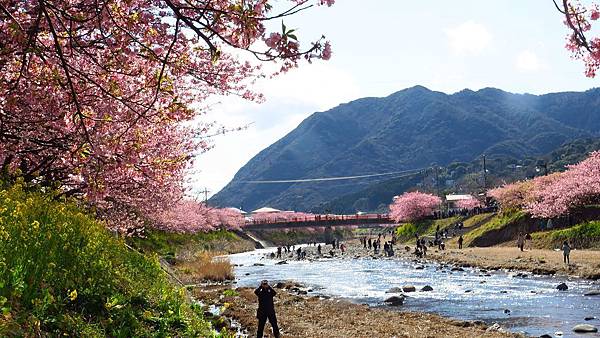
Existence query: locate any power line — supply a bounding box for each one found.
[235,168,426,184]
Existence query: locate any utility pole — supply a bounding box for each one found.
[434,166,440,197]
[482,155,487,192]
[202,187,210,202]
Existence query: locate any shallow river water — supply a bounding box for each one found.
[229,246,600,337]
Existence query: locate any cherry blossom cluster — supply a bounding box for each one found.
[489,152,600,218]
[249,211,315,223]
[388,191,442,222]
[0,0,333,234]
[455,196,482,210]
[152,200,245,234]
[558,0,600,77]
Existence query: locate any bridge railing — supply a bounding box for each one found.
[242,213,396,229]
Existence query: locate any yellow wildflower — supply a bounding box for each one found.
[68,289,77,301]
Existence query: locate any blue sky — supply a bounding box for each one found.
[189,0,599,200]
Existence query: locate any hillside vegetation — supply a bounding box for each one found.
[212,86,600,211]
[532,221,600,249]
[0,181,223,337]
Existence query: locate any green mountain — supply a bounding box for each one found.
[209,86,600,211]
[320,138,600,214]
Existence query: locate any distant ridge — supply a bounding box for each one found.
[210,86,600,211]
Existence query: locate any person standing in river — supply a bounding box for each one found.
[255,280,280,338]
[458,235,464,249]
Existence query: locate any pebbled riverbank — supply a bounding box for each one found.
[193,282,517,338]
[424,246,600,280]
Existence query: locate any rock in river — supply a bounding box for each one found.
[572,324,598,333]
[402,285,416,292]
[386,287,403,293]
[584,290,600,296]
[556,282,568,291]
[421,285,433,292]
[384,295,405,306]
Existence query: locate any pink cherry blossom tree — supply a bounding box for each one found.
[250,211,315,223]
[526,151,600,218]
[153,200,245,233]
[488,180,534,212]
[0,0,334,233]
[455,196,482,210]
[555,0,600,77]
[388,191,441,222]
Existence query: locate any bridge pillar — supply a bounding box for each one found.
[324,226,334,244]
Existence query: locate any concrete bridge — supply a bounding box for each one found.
[243,214,397,230]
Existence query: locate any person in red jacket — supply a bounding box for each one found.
[255,280,280,338]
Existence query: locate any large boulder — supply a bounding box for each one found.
[572,324,598,333]
[584,290,600,296]
[384,295,405,306]
[556,282,568,291]
[402,285,416,292]
[421,285,434,292]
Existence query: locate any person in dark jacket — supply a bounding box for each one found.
[255,280,280,338]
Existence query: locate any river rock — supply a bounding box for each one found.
[504,309,511,314]
[500,290,508,294]
[386,287,404,293]
[539,335,552,338]
[275,261,287,265]
[557,282,568,291]
[464,289,472,293]
[415,265,424,270]
[402,285,416,292]
[451,267,464,272]
[585,317,596,321]
[486,323,506,333]
[572,324,598,333]
[421,285,433,292]
[584,290,600,296]
[384,295,405,306]
[252,263,265,266]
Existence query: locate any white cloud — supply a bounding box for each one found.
[515,50,545,72]
[445,21,492,56]
[187,62,360,199]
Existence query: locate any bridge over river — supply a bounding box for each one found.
[243,214,397,230]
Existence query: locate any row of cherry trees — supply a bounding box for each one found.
[489,151,600,218]
[0,0,334,234]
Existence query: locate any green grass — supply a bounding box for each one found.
[0,180,226,337]
[255,228,353,246]
[462,211,525,246]
[395,216,461,242]
[532,221,600,249]
[462,213,494,228]
[130,229,254,260]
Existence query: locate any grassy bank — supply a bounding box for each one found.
[0,181,226,337]
[130,229,255,259]
[253,228,354,246]
[395,216,461,242]
[462,211,527,247]
[532,221,600,249]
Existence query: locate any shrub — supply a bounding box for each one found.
[0,181,219,337]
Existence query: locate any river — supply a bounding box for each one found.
[229,246,600,337]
